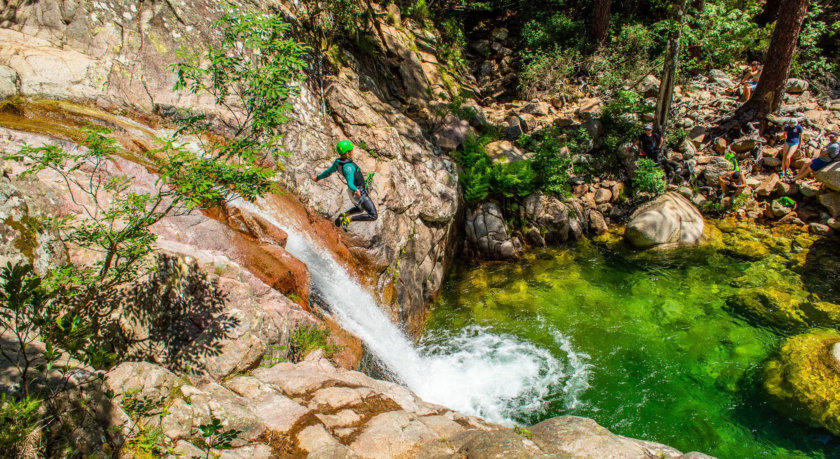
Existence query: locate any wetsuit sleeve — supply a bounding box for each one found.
[343,163,358,191]
[316,159,339,180]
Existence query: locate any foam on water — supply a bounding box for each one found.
[232,199,590,425]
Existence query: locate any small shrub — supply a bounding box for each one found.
[260,343,289,368]
[288,324,343,362]
[519,49,579,98]
[0,395,41,456]
[666,127,688,151]
[601,90,650,154]
[521,12,587,52]
[437,17,468,71]
[632,158,667,194]
[513,425,533,439]
[194,418,240,459]
[404,0,430,24]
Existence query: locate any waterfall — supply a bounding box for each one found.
[233,200,589,426]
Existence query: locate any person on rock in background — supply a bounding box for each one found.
[737,61,762,101]
[780,119,805,180]
[632,124,664,164]
[793,132,839,181]
[311,140,378,232]
[719,170,747,195]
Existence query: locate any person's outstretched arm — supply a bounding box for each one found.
[313,159,339,181]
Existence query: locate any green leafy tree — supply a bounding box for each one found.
[172,6,311,165]
[2,8,309,409]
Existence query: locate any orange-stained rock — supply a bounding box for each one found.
[254,243,310,308]
[322,316,364,370]
[206,204,289,247]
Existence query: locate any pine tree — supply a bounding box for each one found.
[740,0,809,119]
[591,0,611,44]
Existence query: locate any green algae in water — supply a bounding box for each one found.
[422,237,840,458]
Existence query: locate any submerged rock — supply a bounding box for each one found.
[764,330,840,436]
[625,192,705,249]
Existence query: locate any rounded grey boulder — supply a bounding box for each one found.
[625,192,705,249]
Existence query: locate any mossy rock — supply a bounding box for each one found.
[727,286,840,330]
[763,330,840,436]
[727,288,809,330]
[722,238,769,261]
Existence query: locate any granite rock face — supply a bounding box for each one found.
[0,0,461,337]
[103,357,710,459]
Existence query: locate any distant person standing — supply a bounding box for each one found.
[632,124,664,164]
[780,119,804,179]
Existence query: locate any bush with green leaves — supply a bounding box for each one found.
[678,1,767,74]
[0,394,41,455]
[632,158,667,194]
[455,135,537,204]
[791,0,839,88]
[520,126,591,195]
[172,6,310,165]
[601,90,651,153]
[195,418,241,458]
[288,323,344,363]
[296,0,369,42]
[436,16,468,71]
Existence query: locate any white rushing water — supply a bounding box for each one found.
[234,200,590,425]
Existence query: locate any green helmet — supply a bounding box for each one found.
[336,140,354,155]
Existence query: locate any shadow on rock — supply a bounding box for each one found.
[108,254,237,375]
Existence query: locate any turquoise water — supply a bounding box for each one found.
[420,232,840,458]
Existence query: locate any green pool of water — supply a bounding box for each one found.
[421,229,840,458]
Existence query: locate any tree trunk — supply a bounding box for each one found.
[754,0,782,26]
[591,0,611,44]
[654,0,688,134]
[740,0,809,119]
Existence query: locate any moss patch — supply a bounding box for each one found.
[764,330,840,436]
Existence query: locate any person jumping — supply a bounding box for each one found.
[311,140,378,231]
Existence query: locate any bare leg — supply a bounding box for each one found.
[780,143,791,174]
[785,144,800,175]
[793,163,812,181]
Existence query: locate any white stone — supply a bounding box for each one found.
[625,192,705,249]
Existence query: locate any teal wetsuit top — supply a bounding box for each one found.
[317,159,359,191]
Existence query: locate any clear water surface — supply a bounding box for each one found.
[420,232,840,458]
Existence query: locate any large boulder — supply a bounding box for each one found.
[819,192,840,218]
[529,416,693,458]
[625,192,705,249]
[764,330,840,436]
[523,193,584,244]
[785,78,809,94]
[465,202,517,260]
[634,74,661,99]
[702,156,734,184]
[814,162,840,192]
[485,140,527,164]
